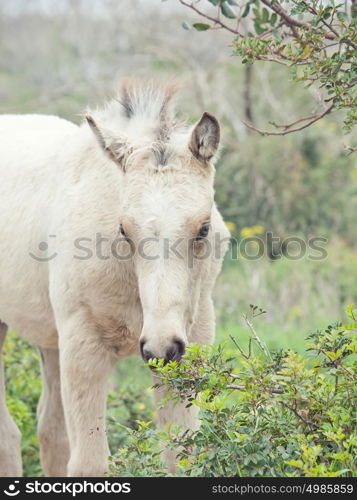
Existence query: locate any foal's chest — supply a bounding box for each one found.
[85,279,143,359]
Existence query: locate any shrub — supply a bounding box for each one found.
[109,305,357,477]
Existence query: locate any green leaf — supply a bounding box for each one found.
[262,7,269,23]
[254,22,265,35]
[270,12,278,26]
[221,1,237,19]
[207,0,220,5]
[242,3,250,18]
[182,21,191,30]
[337,11,347,22]
[192,23,211,31]
[343,323,357,330]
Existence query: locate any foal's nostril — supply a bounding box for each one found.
[140,340,153,363]
[142,349,153,363]
[175,339,186,358]
[165,339,186,362]
[139,339,146,359]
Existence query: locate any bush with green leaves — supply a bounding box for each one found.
[109,305,357,477]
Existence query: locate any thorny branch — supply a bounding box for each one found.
[243,103,334,136]
[178,1,356,146]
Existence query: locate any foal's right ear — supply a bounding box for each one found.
[85,115,130,170]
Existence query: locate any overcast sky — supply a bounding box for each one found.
[0,0,188,16]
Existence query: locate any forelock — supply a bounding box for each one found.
[87,79,192,170]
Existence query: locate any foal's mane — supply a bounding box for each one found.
[94,80,179,135]
[118,79,178,133]
[87,80,183,167]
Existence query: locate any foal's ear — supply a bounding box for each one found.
[189,112,220,162]
[85,115,129,170]
[86,115,107,150]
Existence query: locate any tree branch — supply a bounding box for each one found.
[227,383,284,394]
[260,0,336,40]
[283,403,319,429]
[268,112,328,130]
[345,145,357,156]
[178,0,243,36]
[243,103,334,136]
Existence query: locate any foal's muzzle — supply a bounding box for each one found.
[140,339,186,364]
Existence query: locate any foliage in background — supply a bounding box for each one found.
[3,335,41,477]
[179,0,357,144]
[215,132,357,241]
[109,305,357,477]
[215,244,357,335]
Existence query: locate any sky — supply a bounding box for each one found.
[0,0,186,16]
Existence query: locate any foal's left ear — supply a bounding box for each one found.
[189,112,220,162]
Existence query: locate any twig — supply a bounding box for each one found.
[268,112,326,130]
[227,383,246,390]
[243,103,334,136]
[229,334,251,359]
[257,21,285,40]
[317,347,356,379]
[283,403,319,429]
[178,0,243,37]
[345,145,357,155]
[334,359,355,379]
[260,0,336,40]
[243,313,272,361]
[227,383,284,394]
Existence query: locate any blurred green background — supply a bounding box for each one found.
[0,0,356,476]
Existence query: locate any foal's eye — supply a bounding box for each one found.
[195,222,210,241]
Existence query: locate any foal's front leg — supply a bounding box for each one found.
[58,315,114,477]
[153,378,200,474]
[37,348,69,476]
[154,295,215,473]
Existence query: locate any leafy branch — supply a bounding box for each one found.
[178,0,357,145]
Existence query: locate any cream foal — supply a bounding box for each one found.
[0,81,229,476]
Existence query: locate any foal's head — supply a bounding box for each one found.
[86,80,224,364]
